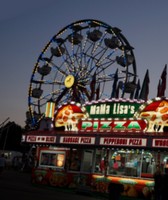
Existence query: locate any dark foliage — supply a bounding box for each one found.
[0,121,26,152]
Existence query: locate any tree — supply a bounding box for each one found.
[0,121,25,152]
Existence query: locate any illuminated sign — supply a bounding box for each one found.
[85,99,143,119]
[45,100,55,118]
[60,136,95,145]
[152,139,168,148]
[78,119,146,132]
[134,97,168,132]
[53,98,168,133]
[100,137,147,147]
[54,102,87,131]
[26,135,56,143]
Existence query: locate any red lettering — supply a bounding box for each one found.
[155,140,168,147]
[80,120,146,132]
[80,137,91,144]
[129,139,142,146]
[27,136,36,142]
[63,137,79,143]
[103,138,127,145]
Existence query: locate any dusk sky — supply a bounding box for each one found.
[1,0,168,127]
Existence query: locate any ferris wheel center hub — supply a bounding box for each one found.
[64,75,75,88]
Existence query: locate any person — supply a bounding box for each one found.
[153,166,162,200]
[100,157,105,173]
[112,160,119,174]
[147,159,156,174]
[142,157,148,173]
[0,153,6,174]
[12,156,18,170]
[113,160,119,169]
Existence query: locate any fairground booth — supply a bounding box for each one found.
[22,19,168,200]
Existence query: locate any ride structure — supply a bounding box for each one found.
[27,19,137,129]
[22,19,168,200]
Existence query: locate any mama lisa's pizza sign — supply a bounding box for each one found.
[79,99,146,132]
[54,97,168,133]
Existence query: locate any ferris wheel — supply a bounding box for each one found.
[27,19,137,128]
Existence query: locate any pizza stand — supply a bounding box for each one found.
[22,97,168,199]
[22,19,168,200]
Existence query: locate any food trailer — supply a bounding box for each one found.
[22,97,168,199]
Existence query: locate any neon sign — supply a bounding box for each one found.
[78,119,146,132]
[85,99,143,119]
[134,97,168,132]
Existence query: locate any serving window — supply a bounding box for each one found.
[37,147,168,179]
[67,149,94,172]
[69,149,82,171]
[108,149,143,177]
[39,150,65,169]
[107,149,162,178]
[92,148,168,178]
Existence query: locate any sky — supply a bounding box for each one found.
[1,0,168,127]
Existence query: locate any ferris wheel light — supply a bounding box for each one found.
[88,21,100,27]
